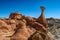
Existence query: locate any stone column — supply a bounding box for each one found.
[40,6,45,14]
[37,6,48,28]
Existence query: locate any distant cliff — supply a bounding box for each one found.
[47,18,60,40]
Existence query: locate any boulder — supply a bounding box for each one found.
[9,12,22,19]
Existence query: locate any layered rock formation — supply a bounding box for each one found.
[0,7,53,40]
[47,18,60,40]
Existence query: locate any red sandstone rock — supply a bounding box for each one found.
[11,21,36,40]
[9,12,22,19]
[28,22,48,34]
[37,6,48,28]
[0,7,52,40]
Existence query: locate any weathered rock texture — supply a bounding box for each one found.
[47,18,60,40]
[0,7,53,40]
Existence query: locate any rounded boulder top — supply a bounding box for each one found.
[15,12,21,15]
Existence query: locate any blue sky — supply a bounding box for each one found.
[0,0,60,18]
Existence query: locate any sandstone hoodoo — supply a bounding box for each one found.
[37,6,48,28]
[0,7,53,40]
